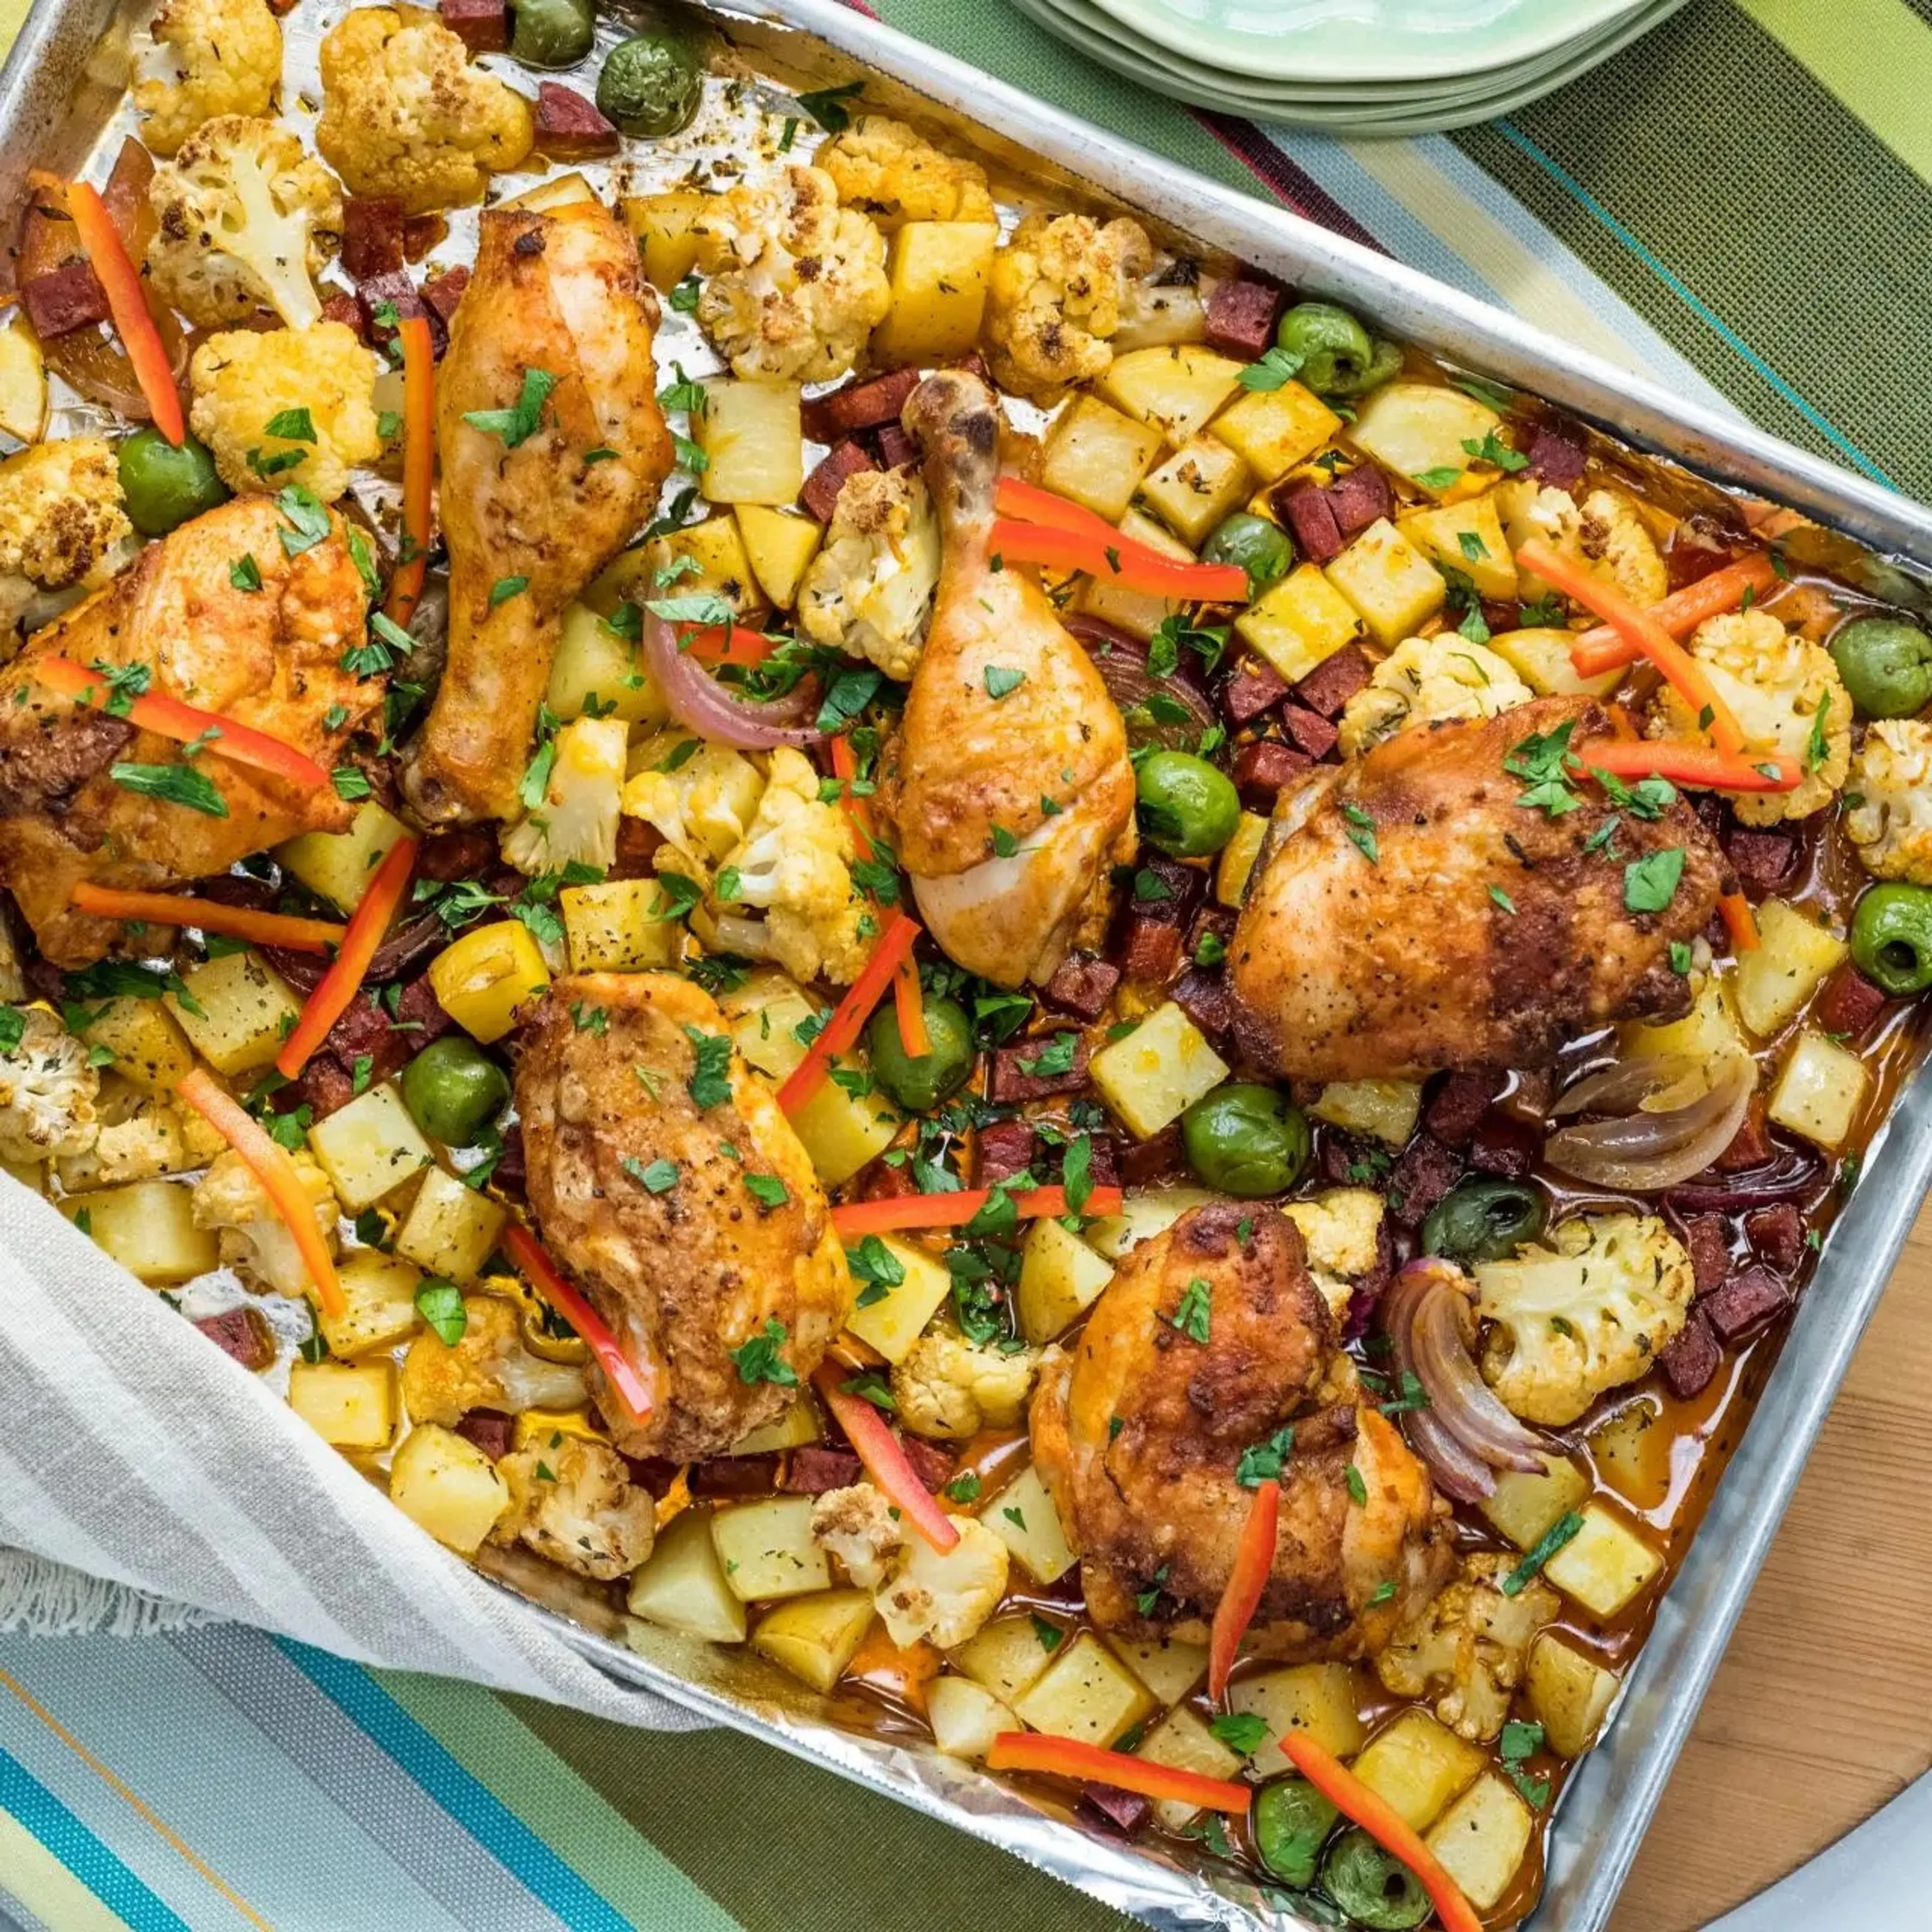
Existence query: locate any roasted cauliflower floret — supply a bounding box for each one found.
[1338,634,1534,759]
[1284,1186,1385,1323]
[63,1092,221,1188]
[0,1008,99,1163]
[401,1295,590,1424]
[190,1147,338,1298]
[796,470,942,682]
[147,116,342,331]
[811,1482,905,1589]
[816,116,996,231]
[1473,1212,1694,1427]
[622,736,765,882]
[1649,609,1852,825]
[0,439,131,591]
[134,0,282,157]
[1520,484,1667,608]
[187,321,382,503]
[891,1327,1040,1441]
[1845,719,1932,883]
[316,5,535,216]
[494,1436,655,1581]
[502,716,628,878]
[875,1515,1009,1649]
[983,211,1153,404]
[1375,1553,1560,1742]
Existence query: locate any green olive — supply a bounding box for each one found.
[117,428,229,537]
[1180,1083,1310,1197]
[1828,616,1932,719]
[1201,511,1294,594]
[1849,882,1932,996]
[513,0,596,69]
[1421,1177,1547,1266]
[597,19,705,136]
[1252,1776,1339,1889]
[1136,750,1241,858]
[1276,301,1375,395]
[1321,1828,1432,1930]
[865,994,973,1113]
[400,1036,513,1145]
[1346,336,1406,398]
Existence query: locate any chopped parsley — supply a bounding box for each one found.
[110,761,227,818]
[1017,1031,1078,1079]
[839,1372,895,1410]
[847,1234,907,1305]
[274,484,332,557]
[1030,1612,1062,1652]
[1345,1463,1367,1505]
[1341,800,1378,864]
[1623,846,1686,915]
[743,1172,789,1209]
[1235,1423,1295,1489]
[1502,1511,1584,1596]
[1805,692,1832,774]
[1669,939,1694,974]
[1236,344,1304,392]
[945,1472,982,1505]
[414,1279,466,1346]
[1461,430,1530,473]
[683,1025,733,1108]
[794,78,864,131]
[1167,1277,1212,1344]
[1506,720,1583,817]
[265,406,316,443]
[984,665,1025,700]
[730,1318,797,1387]
[462,367,557,449]
[1489,884,1518,915]
[1208,1712,1269,1757]
[229,554,263,592]
[489,575,529,608]
[1411,465,1463,491]
[1500,1720,1550,1808]
[624,1156,680,1194]
[332,765,371,802]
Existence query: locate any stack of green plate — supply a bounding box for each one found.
[1004,0,1693,135]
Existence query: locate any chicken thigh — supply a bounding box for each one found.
[1031,1202,1450,1660]
[0,496,376,966]
[403,198,672,826]
[1229,696,1727,1082]
[879,371,1135,987]
[515,971,852,1462]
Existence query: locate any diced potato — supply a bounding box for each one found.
[1111,284,1208,352]
[1228,1662,1365,1778]
[1039,395,1164,523]
[1733,898,1848,1038]
[1211,380,1342,482]
[1424,1773,1534,1912]
[1622,975,1747,1071]
[625,514,768,625]
[1099,343,1245,448]
[1478,1453,1591,1551]
[165,950,301,1076]
[514,1408,606,1452]
[727,1398,822,1455]
[1350,1710,1486,1832]
[1312,1078,1422,1147]
[1234,560,1365,685]
[392,1166,506,1283]
[1138,1706,1242,1830]
[1325,517,1447,648]
[501,170,596,213]
[1487,625,1620,701]
[1216,810,1269,908]
[722,971,818,1079]
[710,1494,831,1602]
[1090,1001,1230,1140]
[1083,1184,1215,1261]
[560,878,682,974]
[287,1359,395,1451]
[1016,1215,1114,1344]
[927,1675,1015,1761]
[1542,1501,1662,1619]
[1768,1029,1870,1150]
[76,998,194,1098]
[1526,1633,1620,1759]
[427,921,551,1045]
[735,505,824,610]
[694,378,803,507]
[306,1081,434,1212]
[546,602,668,726]
[318,1250,424,1357]
[950,1613,1062,1706]
[1108,1635,1208,1708]
[627,1506,748,1643]
[1136,436,1252,547]
[870,220,999,365]
[63,1178,214,1285]
[982,1463,1076,1583]
[1012,1632,1157,1747]
[387,1421,508,1554]
[1349,381,1501,498]
[619,187,711,288]
[1398,493,1516,601]
[751,1589,876,1695]
[1072,507,1187,642]
[276,799,408,913]
[789,1076,903,1188]
[1588,1397,1673,1510]
[844,1233,952,1364]
[0,316,48,443]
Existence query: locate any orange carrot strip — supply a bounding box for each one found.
[1208,1476,1278,1701]
[1720,891,1760,954]
[383,315,436,627]
[68,883,345,954]
[986,1734,1253,1815]
[176,1068,344,1318]
[776,911,920,1115]
[1576,737,1801,794]
[813,1365,959,1553]
[274,835,419,1077]
[892,953,930,1059]
[1282,1731,1482,1932]
[830,1184,1123,1238]
[502,1221,656,1427]
[829,732,876,845]
[989,518,1249,603]
[1570,553,1780,676]
[66,181,182,444]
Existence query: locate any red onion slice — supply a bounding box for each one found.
[1063,614,1215,748]
[643,609,828,750]
[1546,1053,1757,1193]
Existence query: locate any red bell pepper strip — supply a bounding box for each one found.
[383,315,436,628]
[67,883,345,954]
[830,1184,1123,1239]
[36,656,332,791]
[1281,1730,1483,1932]
[274,834,419,1077]
[989,518,1249,603]
[1569,553,1780,677]
[1208,1476,1278,1701]
[1576,737,1800,793]
[985,1733,1253,1815]
[66,181,183,445]
[502,1221,656,1428]
[679,623,780,667]
[776,911,921,1114]
[1720,891,1761,954]
[994,474,1120,540]
[892,952,930,1059]
[813,1365,958,1553]
[176,1068,344,1319]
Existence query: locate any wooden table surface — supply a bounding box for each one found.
[1607,1198,1932,1929]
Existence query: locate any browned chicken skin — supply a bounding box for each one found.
[516,971,852,1462]
[0,497,377,966]
[1228,696,1727,1082]
[403,199,672,826]
[1031,1203,1450,1661]
[879,371,1135,987]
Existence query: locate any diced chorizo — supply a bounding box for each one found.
[1659,1307,1721,1399]
[1220,659,1289,727]
[974,1118,1039,1186]
[1700,1263,1790,1343]
[1294,643,1372,718]
[20,261,110,339]
[193,1306,277,1372]
[1526,422,1587,491]
[990,1033,1091,1104]
[440,0,508,53]
[1679,1213,1732,1297]
[1813,967,1890,1041]
[1202,277,1283,361]
[782,1446,865,1494]
[800,439,877,524]
[1232,738,1312,809]
[1387,1134,1462,1224]
[1277,701,1340,760]
[1326,462,1392,538]
[1043,952,1120,1022]
[534,83,621,160]
[341,197,405,281]
[1423,1071,1500,1147]
[1744,1202,1806,1277]
[1274,481,1343,566]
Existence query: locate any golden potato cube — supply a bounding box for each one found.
[1312,1078,1422,1147]
[1527,1634,1620,1759]
[77,997,194,1098]
[1233,562,1364,684]
[318,1250,425,1358]
[1424,1773,1535,1912]
[927,1675,1015,1761]
[1216,811,1269,908]
[1588,1397,1673,1511]
[726,1397,822,1455]
[392,1166,506,1283]
[1478,1452,1591,1551]
[723,972,818,1079]
[0,315,48,444]
[844,1233,952,1364]
[501,171,596,214]
[694,378,804,507]
[561,878,682,974]
[1099,343,1245,448]
[1016,1215,1114,1344]
[983,1463,1077,1583]
[1139,1706,1243,1830]
[1734,898,1848,1038]
[306,1081,435,1212]
[1487,625,1620,701]
[1398,493,1517,601]
[624,514,768,624]
[1211,380,1342,482]
[277,799,408,913]
[1324,517,1448,648]
[1108,1635,1208,1708]
[628,1506,749,1643]
[1039,395,1164,523]
[751,1589,877,1695]
[1136,436,1253,548]
[63,1178,215,1285]
[547,602,668,726]
[949,1613,1060,1706]
[620,188,712,289]
[871,220,999,365]
[789,1076,903,1188]
[1768,1029,1870,1150]
[1229,1662,1365,1777]
[1621,976,1747,1071]
[1348,381,1501,497]
[1542,1501,1663,1619]
[1090,1000,1231,1140]
[427,921,551,1045]
[1350,1710,1485,1831]
[1111,283,1208,352]
[709,1494,831,1602]
[387,1421,508,1555]
[1012,1633,1158,1746]
[735,505,824,610]
[1083,1186,1216,1261]
[288,1359,395,1451]
[166,950,302,1077]
[1072,507,1188,642]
